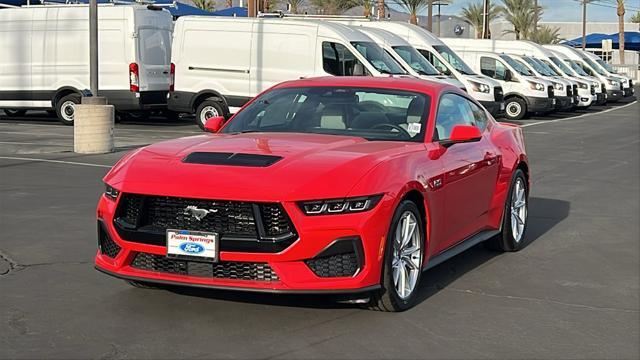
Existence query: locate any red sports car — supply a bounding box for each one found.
[96,77,529,311]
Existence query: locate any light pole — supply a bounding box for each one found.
[433,2,449,37]
[482,0,490,39]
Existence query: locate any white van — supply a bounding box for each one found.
[348,27,466,91]
[582,50,634,97]
[454,50,556,120]
[545,45,624,102]
[169,17,410,128]
[441,38,595,109]
[0,4,173,125]
[546,49,606,105]
[325,21,504,117]
[509,54,578,110]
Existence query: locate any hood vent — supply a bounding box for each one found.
[183,152,283,167]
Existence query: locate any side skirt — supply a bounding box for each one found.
[424,229,501,271]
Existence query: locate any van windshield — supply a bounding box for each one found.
[549,57,574,76]
[532,57,559,76]
[521,56,554,76]
[539,59,561,76]
[222,86,431,142]
[568,60,589,76]
[595,58,618,73]
[500,54,533,76]
[432,45,476,75]
[392,46,440,75]
[351,42,407,75]
[582,56,607,76]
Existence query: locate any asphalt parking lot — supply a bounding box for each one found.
[1,97,639,359]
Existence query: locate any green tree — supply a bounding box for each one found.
[499,0,542,40]
[397,0,428,25]
[530,25,562,44]
[460,1,502,38]
[631,11,640,23]
[193,0,215,11]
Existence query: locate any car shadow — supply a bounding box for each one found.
[164,197,570,310]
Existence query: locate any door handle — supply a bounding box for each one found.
[483,152,497,165]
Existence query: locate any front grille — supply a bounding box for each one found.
[494,86,504,102]
[547,86,554,98]
[131,252,279,281]
[114,194,297,253]
[306,253,359,278]
[98,221,121,258]
[572,84,578,96]
[629,80,633,88]
[566,86,572,97]
[602,83,607,92]
[590,84,596,95]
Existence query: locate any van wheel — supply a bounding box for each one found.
[56,94,81,125]
[3,109,27,117]
[504,98,527,121]
[195,99,225,131]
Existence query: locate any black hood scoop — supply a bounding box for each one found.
[183,152,283,167]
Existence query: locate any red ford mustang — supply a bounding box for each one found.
[96,77,529,311]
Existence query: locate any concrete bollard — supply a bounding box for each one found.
[74,97,115,154]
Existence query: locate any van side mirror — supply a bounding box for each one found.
[505,69,513,82]
[442,124,482,147]
[352,63,365,76]
[204,116,226,133]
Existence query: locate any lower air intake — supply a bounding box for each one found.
[305,237,363,278]
[98,221,121,258]
[130,252,279,282]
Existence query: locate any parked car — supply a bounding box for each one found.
[168,17,408,129]
[96,76,530,312]
[448,49,556,120]
[0,4,173,124]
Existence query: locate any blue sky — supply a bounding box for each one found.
[406,0,640,23]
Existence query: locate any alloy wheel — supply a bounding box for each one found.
[391,211,422,300]
[510,178,527,243]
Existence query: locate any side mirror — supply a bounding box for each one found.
[504,69,513,82]
[352,62,365,76]
[443,124,482,147]
[204,116,226,133]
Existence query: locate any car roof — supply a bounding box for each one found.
[272,76,457,97]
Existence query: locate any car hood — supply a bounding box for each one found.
[105,132,423,202]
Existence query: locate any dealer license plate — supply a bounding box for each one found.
[167,229,219,262]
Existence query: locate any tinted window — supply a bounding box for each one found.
[417,49,451,75]
[433,45,476,75]
[351,41,406,75]
[392,46,439,75]
[322,42,366,76]
[434,93,478,140]
[223,87,431,143]
[500,54,532,76]
[480,56,507,80]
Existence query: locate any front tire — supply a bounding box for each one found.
[486,169,529,252]
[504,97,527,121]
[368,200,425,312]
[55,94,81,125]
[195,99,226,131]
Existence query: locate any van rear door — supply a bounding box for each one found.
[136,27,172,92]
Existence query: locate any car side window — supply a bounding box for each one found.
[322,42,365,76]
[434,93,476,140]
[468,100,488,132]
[481,56,507,81]
[417,49,451,75]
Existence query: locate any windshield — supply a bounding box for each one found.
[521,56,553,76]
[500,54,533,76]
[549,57,574,76]
[582,56,607,76]
[392,46,439,75]
[567,60,589,76]
[222,87,431,142]
[595,58,617,73]
[532,58,560,76]
[351,42,406,75]
[433,45,476,75]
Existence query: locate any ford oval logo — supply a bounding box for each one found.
[180,242,205,254]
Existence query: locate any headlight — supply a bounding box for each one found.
[469,81,491,93]
[105,184,120,200]
[528,81,545,91]
[553,82,564,91]
[578,82,588,89]
[299,195,383,215]
[608,79,619,86]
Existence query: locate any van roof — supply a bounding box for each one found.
[442,38,554,58]
[176,17,374,43]
[273,76,456,96]
[353,27,410,47]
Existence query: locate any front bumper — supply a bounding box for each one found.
[479,100,505,117]
[528,96,555,113]
[607,89,623,102]
[95,193,396,293]
[554,95,574,111]
[594,92,607,105]
[623,86,635,97]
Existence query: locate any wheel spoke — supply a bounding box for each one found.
[397,262,406,298]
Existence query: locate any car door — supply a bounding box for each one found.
[431,93,499,254]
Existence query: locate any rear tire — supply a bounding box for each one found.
[3,109,27,117]
[55,93,81,125]
[195,99,226,131]
[368,200,425,312]
[486,169,529,252]
[504,97,527,121]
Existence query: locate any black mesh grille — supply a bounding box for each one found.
[131,252,279,281]
[590,84,596,95]
[114,194,297,252]
[306,253,359,278]
[572,84,578,96]
[547,86,554,98]
[566,86,572,97]
[494,87,504,102]
[98,222,121,258]
[629,80,633,87]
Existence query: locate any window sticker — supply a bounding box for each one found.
[408,122,422,135]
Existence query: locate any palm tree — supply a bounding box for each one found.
[631,11,640,23]
[226,0,233,8]
[288,0,304,13]
[460,1,501,38]
[617,0,625,64]
[336,0,374,16]
[499,0,542,40]
[193,0,215,11]
[530,25,562,44]
[397,0,428,25]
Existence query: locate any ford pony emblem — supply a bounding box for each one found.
[184,205,218,221]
